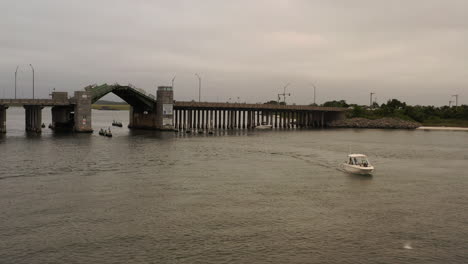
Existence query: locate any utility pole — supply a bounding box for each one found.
[15,66,19,99]
[277,83,291,104]
[452,94,459,106]
[449,100,453,107]
[29,64,35,99]
[311,83,317,105]
[370,92,375,107]
[195,73,201,102]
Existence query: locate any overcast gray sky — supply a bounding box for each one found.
[1,0,467,105]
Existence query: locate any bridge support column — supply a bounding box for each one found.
[300,112,303,128]
[74,91,93,133]
[186,110,190,130]
[214,110,218,129]
[51,106,73,131]
[274,111,278,128]
[233,111,237,129]
[202,110,206,130]
[321,112,325,128]
[242,111,246,129]
[231,110,235,129]
[182,110,186,130]
[24,105,43,133]
[0,105,7,133]
[234,110,238,129]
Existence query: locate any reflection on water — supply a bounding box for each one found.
[1,107,468,263]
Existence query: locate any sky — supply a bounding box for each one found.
[1,0,467,106]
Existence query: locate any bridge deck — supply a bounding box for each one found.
[174,101,346,112]
[0,99,70,106]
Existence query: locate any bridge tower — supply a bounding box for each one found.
[156,86,174,130]
[128,86,174,130]
[74,91,93,132]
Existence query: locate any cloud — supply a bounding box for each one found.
[0,0,467,105]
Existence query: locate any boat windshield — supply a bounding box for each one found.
[348,156,370,166]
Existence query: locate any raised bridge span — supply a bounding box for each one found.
[0,84,346,133]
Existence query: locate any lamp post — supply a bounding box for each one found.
[29,64,35,99]
[15,66,19,99]
[195,73,201,102]
[171,75,176,88]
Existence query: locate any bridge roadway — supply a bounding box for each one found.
[0,98,70,106]
[172,102,345,130]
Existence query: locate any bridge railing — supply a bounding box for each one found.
[0,99,70,106]
[173,101,347,112]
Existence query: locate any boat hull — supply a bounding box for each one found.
[342,164,374,175]
[255,125,273,130]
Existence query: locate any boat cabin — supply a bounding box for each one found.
[347,154,371,167]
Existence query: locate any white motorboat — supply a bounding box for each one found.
[255,122,273,130]
[342,154,374,175]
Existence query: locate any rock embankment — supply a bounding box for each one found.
[328,118,421,129]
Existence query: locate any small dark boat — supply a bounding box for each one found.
[48,124,53,129]
[208,131,214,135]
[41,123,46,128]
[105,130,113,137]
[112,120,123,127]
[198,130,204,134]
[99,128,105,136]
[186,130,191,133]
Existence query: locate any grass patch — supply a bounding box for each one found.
[92,104,130,111]
[422,119,468,127]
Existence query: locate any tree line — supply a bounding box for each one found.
[319,99,468,125]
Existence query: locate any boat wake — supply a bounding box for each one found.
[403,242,413,250]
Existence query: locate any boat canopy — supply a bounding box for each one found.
[348,154,367,158]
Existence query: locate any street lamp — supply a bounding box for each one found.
[15,65,19,99]
[171,75,176,88]
[195,73,201,102]
[29,64,35,99]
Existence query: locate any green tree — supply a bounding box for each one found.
[322,100,349,108]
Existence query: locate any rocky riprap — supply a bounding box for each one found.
[328,117,421,129]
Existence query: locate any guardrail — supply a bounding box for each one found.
[0,99,71,106]
[174,101,346,112]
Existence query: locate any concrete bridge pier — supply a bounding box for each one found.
[0,105,7,133]
[24,105,43,133]
[73,91,93,132]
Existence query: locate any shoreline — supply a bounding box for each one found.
[328,117,420,129]
[416,126,468,131]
